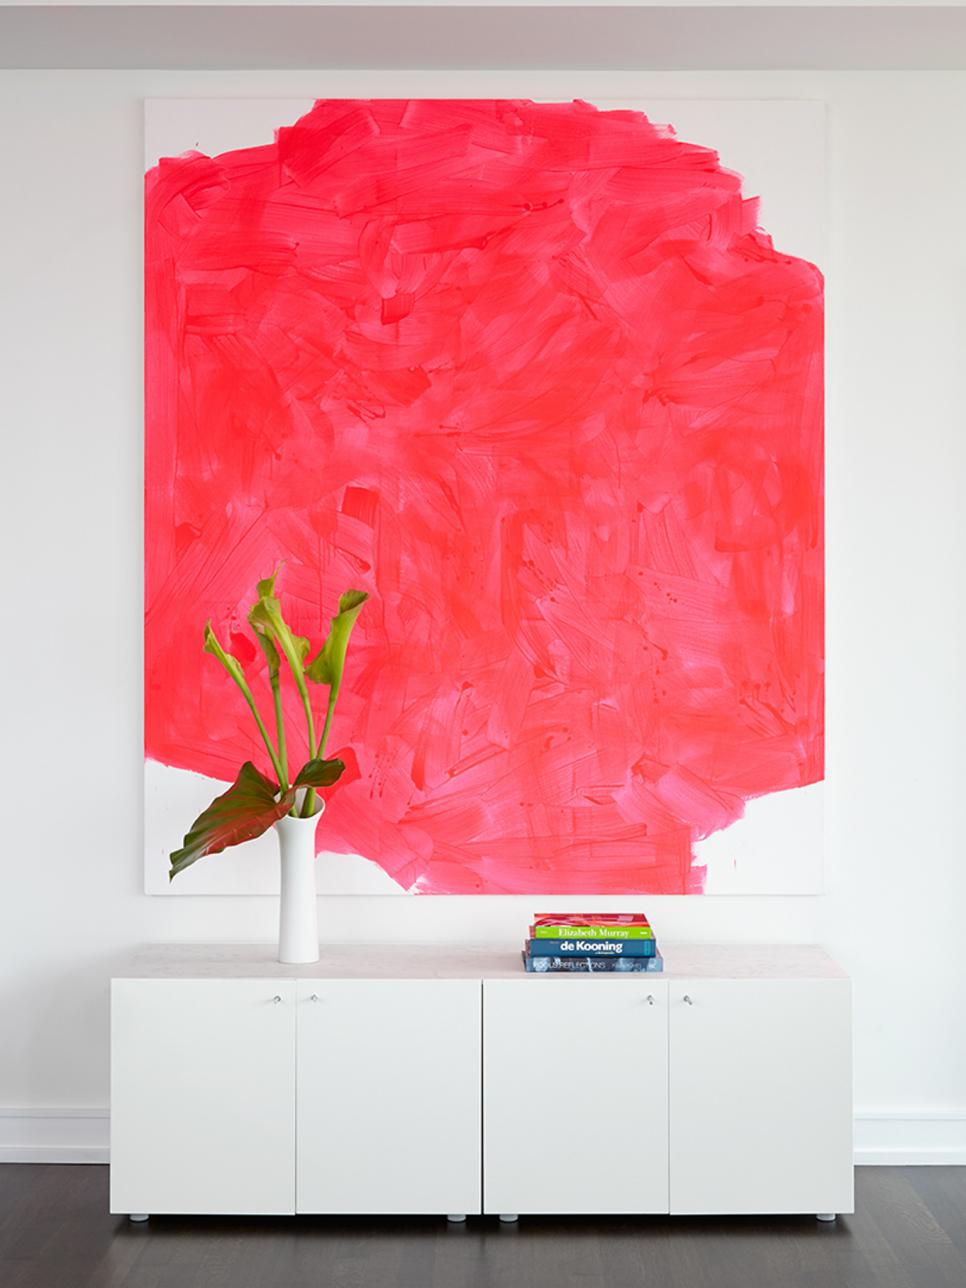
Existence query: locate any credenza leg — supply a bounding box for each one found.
[129,1214,150,1223]
[446,1214,467,1223]
[499,1214,519,1223]
[816,1213,837,1223]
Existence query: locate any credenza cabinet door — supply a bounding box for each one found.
[110,979,297,1215]
[669,979,853,1216]
[296,979,482,1214]
[483,979,669,1215]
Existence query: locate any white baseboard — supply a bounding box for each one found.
[854,1111,966,1165]
[2,1107,964,1166]
[0,1107,109,1164]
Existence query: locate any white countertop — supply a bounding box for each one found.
[114,942,848,981]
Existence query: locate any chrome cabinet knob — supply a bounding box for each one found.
[309,994,319,1003]
[646,994,655,1006]
[683,994,693,1005]
[272,995,282,1004]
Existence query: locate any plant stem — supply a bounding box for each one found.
[235,680,285,786]
[271,681,289,790]
[295,683,319,817]
[318,694,336,761]
[299,683,317,760]
[300,688,337,818]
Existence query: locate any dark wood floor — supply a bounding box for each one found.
[2,1166,966,1288]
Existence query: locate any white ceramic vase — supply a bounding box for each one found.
[275,807,322,964]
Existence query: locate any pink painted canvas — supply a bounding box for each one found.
[144,97,824,895]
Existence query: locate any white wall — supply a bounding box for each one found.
[1,68,964,1165]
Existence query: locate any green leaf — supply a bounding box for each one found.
[293,757,346,789]
[169,762,296,881]
[306,590,369,693]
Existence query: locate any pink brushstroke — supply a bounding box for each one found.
[145,98,824,894]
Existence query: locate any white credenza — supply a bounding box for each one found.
[110,944,853,1222]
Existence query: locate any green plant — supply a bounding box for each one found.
[169,570,368,881]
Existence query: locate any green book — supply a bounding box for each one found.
[531,924,654,940]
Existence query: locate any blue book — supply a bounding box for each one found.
[526,937,656,958]
[522,950,664,973]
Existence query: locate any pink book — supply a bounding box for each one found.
[533,913,651,927]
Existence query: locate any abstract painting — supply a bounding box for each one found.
[145,97,824,895]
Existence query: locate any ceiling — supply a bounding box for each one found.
[3,3,966,69]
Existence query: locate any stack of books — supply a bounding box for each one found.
[522,913,663,973]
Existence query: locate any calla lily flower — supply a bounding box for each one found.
[306,589,369,696]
